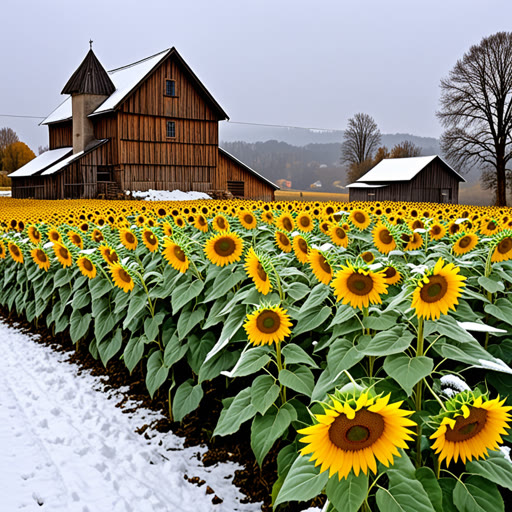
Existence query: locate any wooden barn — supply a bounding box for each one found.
[346,155,464,203]
[10,47,277,200]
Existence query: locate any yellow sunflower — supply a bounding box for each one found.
[491,234,512,263]
[0,240,6,259]
[77,256,97,279]
[452,233,478,256]
[260,211,274,224]
[430,223,447,240]
[244,247,271,294]
[296,212,314,232]
[99,244,119,266]
[404,232,423,251]
[193,214,209,233]
[120,228,138,250]
[480,218,500,236]
[298,393,416,479]
[204,231,244,266]
[382,265,402,285]
[162,222,174,237]
[30,248,50,271]
[212,214,230,232]
[162,239,189,273]
[239,211,257,230]
[319,221,332,235]
[173,215,186,229]
[292,235,310,264]
[329,225,349,248]
[243,305,292,345]
[349,209,371,230]
[331,264,388,310]
[372,224,396,254]
[431,394,512,467]
[48,228,61,243]
[110,263,135,293]
[8,242,23,264]
[53,242,73,268]
[411,258,466,320]
[142,229,159,252]
[309,249,333,285]
[68,231,83,249]
[91,228,104,243]
[275,212,295,232]
[275,230,292,253]
[27,226,42,245]
[360,251,375,265]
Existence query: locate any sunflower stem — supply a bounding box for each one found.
[275,341,287,403]
[189,258,204,281]
[415,317,424,468]
[423,378,447,412]
[269,260,284,302]
[484,245,494,350]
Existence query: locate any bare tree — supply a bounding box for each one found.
[341,113,381,166]
[38,145,49,155]
[389,140,422,158]
[438,32,512,206]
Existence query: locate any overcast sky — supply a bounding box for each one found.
[1,0,511,151]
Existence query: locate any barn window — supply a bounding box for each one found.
[165,80,176,97]
[166,121,176,138]
[440,188,452,202]
[227,180,245,197]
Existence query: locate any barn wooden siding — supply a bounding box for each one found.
[216,151,275,201]
[349,160,460,204]
[49,121,73,149]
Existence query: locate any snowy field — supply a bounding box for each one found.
[127,190,211,201]
[0,320,261,512]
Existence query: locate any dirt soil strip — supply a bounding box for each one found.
[0,319,262,512]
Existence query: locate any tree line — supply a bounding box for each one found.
[0,127,36,185]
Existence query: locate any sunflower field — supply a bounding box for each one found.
[1,197,512,511]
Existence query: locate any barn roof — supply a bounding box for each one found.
[9,140,108,178]
[61,49,116,96]
[218,147,279,190]
[42,48,228,125]
[355,155,465,183]
[345,183,387,189]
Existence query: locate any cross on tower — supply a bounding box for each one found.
[89,39,93,50]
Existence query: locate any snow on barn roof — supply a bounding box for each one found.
[8,147,72,177]
[42,50,170,125]
[355,155,465,183]
[345,183,387,189]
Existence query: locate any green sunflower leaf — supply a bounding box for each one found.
[453,475,504,512]
[466,450,512,491]
[325,472,368,512]
[383,354,434,396]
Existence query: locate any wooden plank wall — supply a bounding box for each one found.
[49,121,73,149]
[216,152,275,201]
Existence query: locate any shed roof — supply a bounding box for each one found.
[8,147,72,177]
[355,155,465,183]
[218,147,279,190]
[61,49,115,96]
[42,48,228,125]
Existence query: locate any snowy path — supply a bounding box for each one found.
[0,321,261,512]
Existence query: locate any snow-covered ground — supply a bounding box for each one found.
[0,320,260,512]
[127,190,211,201]
[0,190,12,197]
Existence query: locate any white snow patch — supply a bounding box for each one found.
[0,190,12,197]
[0,320,260,512]
[500,446,512,463]
[440,374,470,393]
[128,189,212,201]
[476,358,512,374]
[457,321,507,334]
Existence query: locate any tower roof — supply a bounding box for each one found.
[61,49,116,96]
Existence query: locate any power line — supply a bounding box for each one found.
[0,114,46,119]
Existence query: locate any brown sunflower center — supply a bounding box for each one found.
[255,310,280,333]
[361,251,374,263]
[329,408,385,451]
[297,238,308,254]
[431,225,442,236]
[93,231,104,242]
[318,255,332,274]
[335,227,346,239]
[144,232,157,246]
[379,229,393,245]
[283,217,293,231]
[216,217,226,230]
[458,236,472,249]
[487,221,497,231]
[278,233,290,246]
[10,245,20,257]
[125,232,136,244]
[244,214,254,225]
[401,233,411,243]
[214,237,236,256]
[198,216,207,226]
[498,237,512,254]
[59,247,70,259]
[445,407,487,442]
[32,230,41,241]
[347,273,374,296]
[71,234,81,245]
[36,250,47,263]
[412,220,424,230]
[158,208,166,217]
[300,216,311,228]
[106,250,119,264]
[50,232,60,241]
[354,212,366,224]
[173,246,186,262]
[118,268,132,284]
[449,223,460,235]
[384,267,397,279]
[256,263,267,281]
[420,275,448,303]
[82,259,93,272]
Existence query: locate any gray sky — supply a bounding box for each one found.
[1,0,511,152]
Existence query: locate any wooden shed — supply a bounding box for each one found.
[10,47,277,200]
[347,155,464,203]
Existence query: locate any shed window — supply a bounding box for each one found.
[165,80,176,97]
[166,121,176,138]
[440,188,452,202]
[227,180,245,197]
